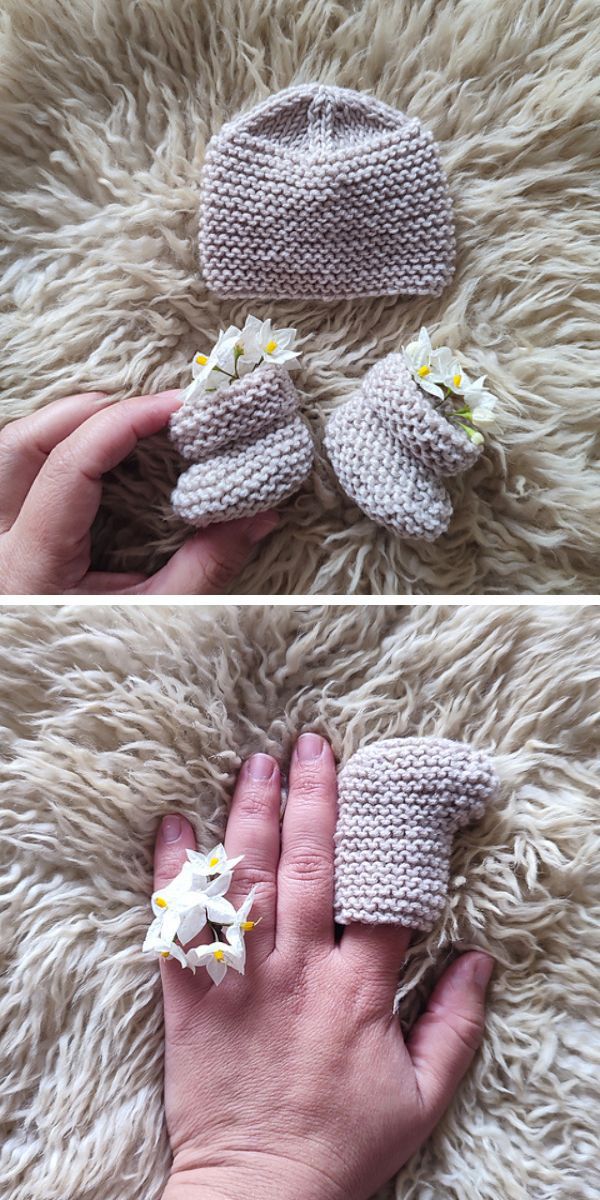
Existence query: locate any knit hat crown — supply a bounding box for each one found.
[200,84,455,301]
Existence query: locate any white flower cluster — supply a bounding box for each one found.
[143,843,257,985]
[185,315,300,399]
[404,327,497,446]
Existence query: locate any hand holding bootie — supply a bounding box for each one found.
[170,364,314,527]
[334,737,498,930]
[324,353,482,541]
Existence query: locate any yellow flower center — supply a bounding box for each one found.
[209,856,220,868]
[195,353,208,366]
[160,951,170,958]
[417,364,430,377]
[213,949,225,961]
[265,339,278,353]
[453,373,462,387]
[241,920,255,931]
[155,897,167,909]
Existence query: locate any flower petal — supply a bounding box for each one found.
[160,909,181,943]
[416,377,445,401]
[207,957,228,985]
[177,906,208,946]
[206,895,237,924]
[143,917,165,951]
[165,941,189,968]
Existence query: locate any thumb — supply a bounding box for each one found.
[406,951,494,1122]
[140,510,279,594]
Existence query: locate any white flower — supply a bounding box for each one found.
[143,918,189,968]
[151,863,237,947]
[188,939,245,985]
[191,325,242,389]
[224,887,258,957]
[185,315,300,400]
[462,377,497,424]
[186,844,244,878]
[240,315,300,367]
[403,326,498,445]
[403,326,445,400]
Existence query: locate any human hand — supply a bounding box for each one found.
[0,391,278,594]
[154,734,495,1200]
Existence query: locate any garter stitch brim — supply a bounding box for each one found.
[334,738,499,930]
[200,84,456,300]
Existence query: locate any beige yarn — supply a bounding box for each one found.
[334,737,499,930]
[200,84,455,300]
[170,365,314,526]
[325,353,482,541]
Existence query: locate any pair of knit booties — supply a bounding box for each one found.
[169,352,482,541]
[169,84,483,538]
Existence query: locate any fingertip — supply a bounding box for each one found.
[449,951,495,993]
[241,753,280,784]
[246,509,279,545]
[154,813,197,889]
[293,732,330,765]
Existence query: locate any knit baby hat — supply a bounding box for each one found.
[324,353,482,540]
[170,365,314,526]
[334,737,498,930]
[200,84,455,301]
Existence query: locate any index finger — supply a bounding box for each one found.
[0,392,108,532]
[11,390,182,561]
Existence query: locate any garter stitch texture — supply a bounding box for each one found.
[170,365,314,526]
[324,353,482,540]
[334,737,499,930]
[200,84,455,300]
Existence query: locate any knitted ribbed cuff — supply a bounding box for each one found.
[334,737,498,930]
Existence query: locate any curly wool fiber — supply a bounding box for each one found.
[0,603,598,1200]
[199,84,455,301]
[334,737,499,929]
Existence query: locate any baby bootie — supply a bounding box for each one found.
[334,737,498,930]
[324,353,482,540]
[170,364,314,526]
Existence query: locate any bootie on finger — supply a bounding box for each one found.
[334,737,499,930]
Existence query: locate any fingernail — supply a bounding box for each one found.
[161,815,182,843]
[247,510,280,545]
[458,952,495,989]
[246,753,276,782]
[296,733,325,762]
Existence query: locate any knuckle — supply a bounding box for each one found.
[290,770,325,798]
[279,847,331,885]
[202,551,235,593]
[430,1001,485,1054]
[0,420,24,455]
[230,866,277,898]
[235,786,277,821]
[42,440,80,484]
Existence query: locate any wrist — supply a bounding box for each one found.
[163,1149,349,1200]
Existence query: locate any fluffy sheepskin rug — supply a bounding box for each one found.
[1,0,599,595]
[0,603,598,1200]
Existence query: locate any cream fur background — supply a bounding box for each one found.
[0,602,598,1200]
[1,0,599,594]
